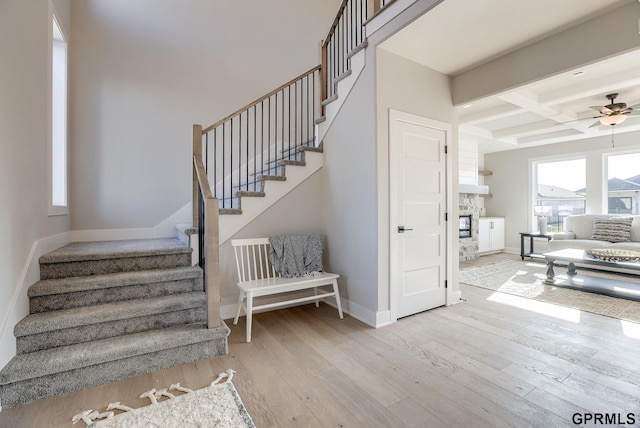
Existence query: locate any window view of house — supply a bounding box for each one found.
[535,158,586,232]
[607,152,640,215]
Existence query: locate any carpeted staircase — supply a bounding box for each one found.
[0,238,229,408]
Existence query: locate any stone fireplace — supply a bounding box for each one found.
[459,193,483,260]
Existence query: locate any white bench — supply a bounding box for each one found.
[231,238,344,342]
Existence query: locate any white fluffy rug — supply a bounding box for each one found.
[73,369,255,428]
[460,259,640,323]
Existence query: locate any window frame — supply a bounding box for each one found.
[48,4,68,216]
[530,155,587,233]
[603,150,640,216]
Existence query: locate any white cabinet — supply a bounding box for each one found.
[478,217,504,254]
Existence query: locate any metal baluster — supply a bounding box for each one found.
[204,132,208,174]
[261,100,264,177]
[269,96,273,175]
[222,123,225,208]
[198,185,204,268]
[362,0,366,44]
[306,75,310,144]
[284,89,285,165]
[229,118,233,208]
[351,0,355,51]
[238,114,242,194]
[213,128,218,198]
[246,109,249,191]
[288,85,291,159]
[253,106,257,187]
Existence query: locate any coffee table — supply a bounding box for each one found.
[543,248,640,301]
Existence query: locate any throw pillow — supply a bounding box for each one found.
[590,217,633,243]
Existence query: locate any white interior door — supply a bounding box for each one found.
[391,114,447,319]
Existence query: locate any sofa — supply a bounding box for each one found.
[548,214,640,252]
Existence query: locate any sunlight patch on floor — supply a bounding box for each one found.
[620,320,640,339]
[488,291,581,323]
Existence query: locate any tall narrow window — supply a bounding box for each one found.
[534,158,586,232]
[607,152,640,215]
[50,13,68,214]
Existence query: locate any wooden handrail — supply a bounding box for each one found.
[322,0,350,49]
[193,156,213,199]
[202,65,321,134]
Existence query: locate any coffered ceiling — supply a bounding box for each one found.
[380,0,640,153]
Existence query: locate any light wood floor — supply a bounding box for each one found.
[1,282,640,427]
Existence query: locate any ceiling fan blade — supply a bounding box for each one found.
[589,106,605,113]
[629,110,640,116]
[556,115,602,125]
[589,120,601,128]
[628,103,640,113]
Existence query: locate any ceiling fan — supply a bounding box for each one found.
[586,93,640,128]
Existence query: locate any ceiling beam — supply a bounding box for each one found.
[493,120,559,139]
[538,68,640,106]
[457,104,522,125]
[453,2,640,105]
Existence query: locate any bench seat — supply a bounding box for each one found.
[231,238,343,342]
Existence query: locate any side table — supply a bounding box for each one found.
[520,232,551,260]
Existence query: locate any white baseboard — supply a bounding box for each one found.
[70,203,192,242]
[152,203,192,238]
[448,289,463,305]
[0,232,70,369]
[503,246,520,255]
[70,228,155,242]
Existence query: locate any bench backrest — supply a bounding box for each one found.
[230,238,278,283]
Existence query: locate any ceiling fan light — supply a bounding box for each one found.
[600,114,628,126]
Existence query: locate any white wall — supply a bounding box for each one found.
[484,132,640,253]
[0,0,71,368]
[320,62,379,324]
[218,170,326,317]
[375,48,459,317]
[68,0,340,232]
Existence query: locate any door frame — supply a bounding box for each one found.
[388,109,456,322]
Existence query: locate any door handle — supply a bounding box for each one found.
[398,226,413,233]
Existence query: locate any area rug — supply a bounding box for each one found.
[459,259,640,323]
[72,369,255,428]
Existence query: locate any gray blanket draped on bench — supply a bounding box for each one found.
[268,234,324,278]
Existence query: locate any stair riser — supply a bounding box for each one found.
[30,277,203,313]
[40,253,192,280]
[0,337,228,408]
[16,307,207,353]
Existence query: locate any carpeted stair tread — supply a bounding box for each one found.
[39,238,190,264]
[15,293,206,337]
[278,159,305,166]
[298,146,323,153]
[0,323,229,385]
[28,266,201,298]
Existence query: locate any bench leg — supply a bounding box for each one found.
[233,291,244,325]
[314,287,320,307]
[332,279,344,319]
[246,291,254,343]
